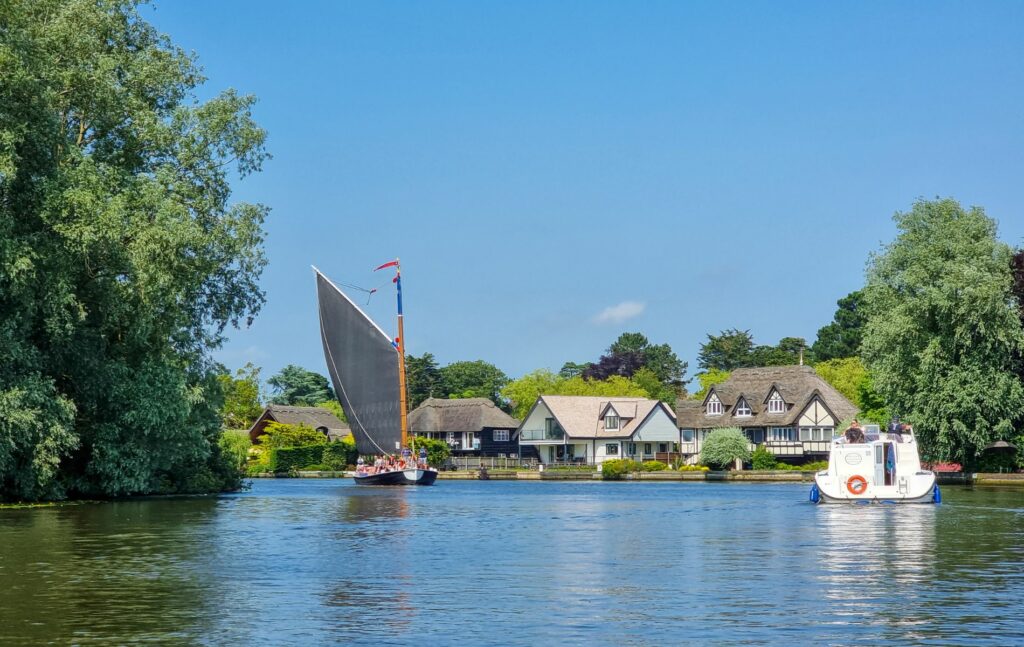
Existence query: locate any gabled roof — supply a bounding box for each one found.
[676,365,858,429]
[533,396,675,439]
[408,398,519,433]
[248,405,350,442]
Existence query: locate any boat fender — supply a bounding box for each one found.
[809,484,820,503]
[932,484,941,504]
[846,475,868,495]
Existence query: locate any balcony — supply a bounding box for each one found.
[520,428,565,442]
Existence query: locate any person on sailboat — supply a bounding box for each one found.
[356,456,366,476]
[419,447,428,469]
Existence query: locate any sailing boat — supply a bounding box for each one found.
[314,261,438,486]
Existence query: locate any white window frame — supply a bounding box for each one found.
[735,398,752,417]
[799,427,833,441]
[626,442,637,455]
[605,443,619,456]
[707,394,723,416]
[494,429,509,442]
[767,391,785,414]
[681,429,695,443]
[644,443,652,455]
[768,427,796,442]
[605,414,619,430]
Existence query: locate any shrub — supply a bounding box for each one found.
[258,422,327,449]
[272,445,325,473]
[218,429,252,472]
[322,439,357,470]
[679,464,710,472]
[641,460,668,471]
[601,459,638,480]
[751,445,778,470]
[409,436,451,468]
[699,428,751,469]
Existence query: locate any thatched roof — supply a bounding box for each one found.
[535,396,675,439]
[247,405,350,442]
[676,365,858,429]
[408,398,519,433]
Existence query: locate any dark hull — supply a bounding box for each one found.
[353,469,438,486]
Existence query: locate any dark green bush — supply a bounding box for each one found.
[751,445,778,470]
[272,445,324,473]
[322,441,357,470]
[641,460,668,471]
[601,459,640,480]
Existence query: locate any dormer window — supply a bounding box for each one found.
[735,398,751,417]
[768,391,785,414]
[605,414,619,430]
[707,393,723,416]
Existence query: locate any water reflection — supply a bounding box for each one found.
[0,481,1022,645]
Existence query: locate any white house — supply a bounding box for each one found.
[517,395,679,466]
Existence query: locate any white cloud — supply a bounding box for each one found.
[592,301,646,325]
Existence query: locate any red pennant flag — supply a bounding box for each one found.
[374,260,399,271]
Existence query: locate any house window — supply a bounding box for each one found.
[707,394,723,416]
[746,428,765,444]
[768,427,796,442]
[799,427,833,441]
[605,443,619,456]
[658,443,668,453]
[735,398,751,417]
[605,415,619,430]
[768,392,785,414]
[494,429,509,442]
[681,429,695,443]
[626,442,637,455]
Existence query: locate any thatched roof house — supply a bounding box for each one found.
[409,398,520,455]
[676,365,858,460]
[247,405,351,443]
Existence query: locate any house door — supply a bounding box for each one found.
[466,432,475,451]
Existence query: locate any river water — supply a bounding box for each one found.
[1,479,1022,646]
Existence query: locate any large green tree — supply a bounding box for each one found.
[501,369,651,419]
[268,365,334,407]
[584,332,689,402]
[0,1,267,500]
[405,352,445,409]
[861,199,1024,465]
[697,329,755,371]
[812,290,867,361]
[439,360,509,406]
[217,363,263,429]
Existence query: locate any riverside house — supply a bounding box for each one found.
[409,398,522,457]
[247,405,351,444]
[675,365,858,463]
[517,396,679,466]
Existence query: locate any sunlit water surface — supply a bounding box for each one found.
[1,480,1023,645]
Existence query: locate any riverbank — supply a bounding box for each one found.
[248,470,1024,485]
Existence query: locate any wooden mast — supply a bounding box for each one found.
[395,260,409,449]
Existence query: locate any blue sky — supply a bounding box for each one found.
[145,1,1024,387]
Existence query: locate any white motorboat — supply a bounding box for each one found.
[811,425,940,504]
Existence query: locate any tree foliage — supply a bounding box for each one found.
[439,360,509,406]
[217,363,263,429]
[405,352,445,409]
[267,365,334,406]
[814,357,887,424]
[691,369,731,401]
[697,329,754,371]
[256,422,327,449]
[583,332,688,402]
[812,290,867,361]
[0,1,267,500]
[861,199,1024,465]
[409,436,451,468]
[699,428,751,469]
[501,370,650,419]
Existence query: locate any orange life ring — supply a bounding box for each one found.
[846,475,868,495]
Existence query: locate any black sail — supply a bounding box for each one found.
[315,271,401,455]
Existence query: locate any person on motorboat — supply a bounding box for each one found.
[844,419,866,444]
